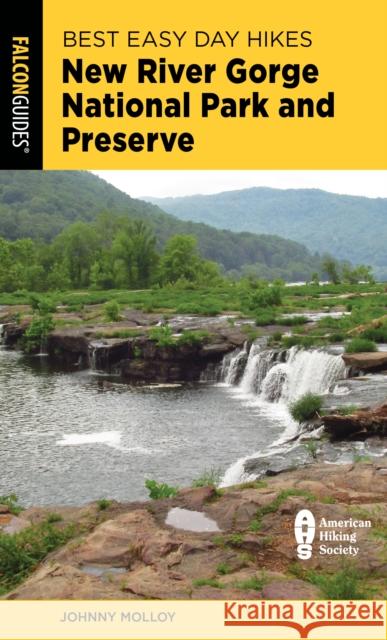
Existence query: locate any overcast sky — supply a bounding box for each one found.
[93,170,387,200]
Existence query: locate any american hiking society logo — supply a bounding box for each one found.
[294,508,372,559]
[294,509,315,559]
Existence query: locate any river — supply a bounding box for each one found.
[1,341,386,506]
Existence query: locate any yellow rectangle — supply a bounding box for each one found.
[43,0,387,169]
[0,600,386,640]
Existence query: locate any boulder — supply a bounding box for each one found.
[323,403,387,439]
[343,352,387,373]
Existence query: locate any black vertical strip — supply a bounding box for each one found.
[0,0,43,169]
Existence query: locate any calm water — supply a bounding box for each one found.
[0,347,285,506]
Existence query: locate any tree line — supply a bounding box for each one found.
[0,214,222,292]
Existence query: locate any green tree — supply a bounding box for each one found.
[322,255,341,284]
[159,235,201,284]
[53,222,98,288]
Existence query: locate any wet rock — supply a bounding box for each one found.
[244,447,311,477]
[343,352,387,373]
[323,402,387,439]
[2,322,28,346]
[0,504,10,514]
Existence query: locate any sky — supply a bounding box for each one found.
[93,170,387,200]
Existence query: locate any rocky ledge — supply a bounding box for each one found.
[323,402,387,439]
[1,318,247,383]
[1,460,386,600]
[343,352,387,374]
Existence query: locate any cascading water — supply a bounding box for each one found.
[223,344,248,385]
[211,342,348,486]
[217,343,346,403]
[0,324,4,345]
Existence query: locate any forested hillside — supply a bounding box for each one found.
[0,171,320,280]
[146,187,387,278]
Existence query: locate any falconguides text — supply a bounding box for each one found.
[11,37,30,152]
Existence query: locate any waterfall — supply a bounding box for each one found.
[223,344,248,385]
[89,345,98,371]
[215,342,348,487]
[217,343,346,403]
[0,324,4,345]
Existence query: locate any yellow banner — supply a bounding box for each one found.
[43,0,387,169]
[0,600,386,640]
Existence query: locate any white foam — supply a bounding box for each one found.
[57,431,121,446]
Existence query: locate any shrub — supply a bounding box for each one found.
[97,498,112,511]
[148,325,174,347]
[29,295,57,314]
[104,300,121,322]
[24,314,54,352]
[290,393,323,423]
[145,479,178,500]
[345,338,377,353]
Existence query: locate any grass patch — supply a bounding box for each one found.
[234,574,267,591]
[0,520,76,594]
[97,498,112,511]
[192,578,224,589]
[0,494,23,516]
[290,393,323,423]
[277,316,308,326]
[281,335,323,349]
[176,330,210,346]
[250,489,316,531]
[227,533,244,547]
[192,467,222,488]
[216,562,232,575]
[353,454,372,463]
[306,566,371,599]
[46,513,63,523]
[345,338,377,353]
[361,323,387,343]
[334,404,358,415]
[255,310,276,326]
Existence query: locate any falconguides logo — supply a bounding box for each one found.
[11,36,30,153]
[294,509,315,559]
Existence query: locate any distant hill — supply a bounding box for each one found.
[0,171,320,280]
[145,187,387,279]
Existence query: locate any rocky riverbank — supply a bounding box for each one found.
[1,459,386,600]
[0,312,248,382]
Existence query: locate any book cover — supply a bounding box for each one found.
[0,1,386,639]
